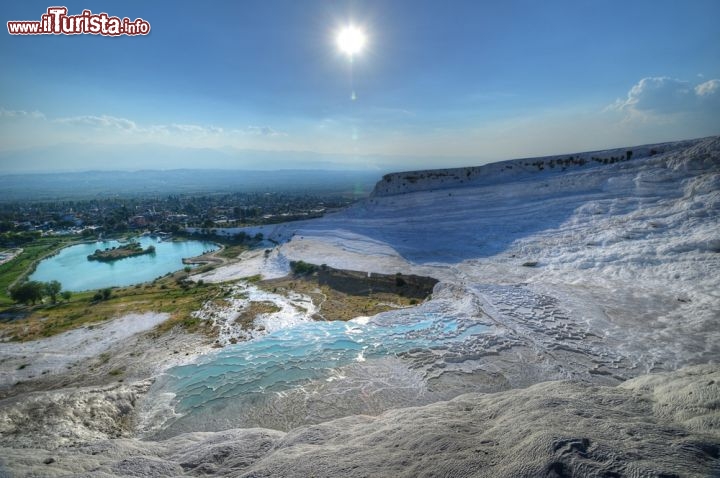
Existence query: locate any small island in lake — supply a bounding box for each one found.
[87,242,156,262]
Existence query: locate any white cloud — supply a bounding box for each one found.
[613,76,720,115]
[0,108,290,154]
[0,108,45,119]
[695,79,720,97]
[54,114,138,131]
[246,125,285,136]
[621,77,692,113]
[229,125,286,137]
[45,114,284,139]
[147,123,224,136]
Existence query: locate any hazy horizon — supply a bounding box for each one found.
[1,135,712,202]
[1,134,715,176]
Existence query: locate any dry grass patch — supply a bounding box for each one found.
[260,276,418,322]
[0,278,223,341]
[235,301,282,328]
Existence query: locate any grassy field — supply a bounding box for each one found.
[0,273,223,342]
[0,236,77,307]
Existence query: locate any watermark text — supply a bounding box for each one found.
[7,7,150,36]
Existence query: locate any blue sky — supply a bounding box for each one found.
[1,0,719,172]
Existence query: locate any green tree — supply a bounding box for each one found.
[10,281,44,305]
[102,288,112,300]
[44,280,62,304]
[61,290,72,302]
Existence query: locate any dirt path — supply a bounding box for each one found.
[182,244,231,266]
[0,248,23,266]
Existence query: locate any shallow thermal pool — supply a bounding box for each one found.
[145,306,489,436]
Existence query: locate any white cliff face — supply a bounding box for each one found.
[370,138,701,197]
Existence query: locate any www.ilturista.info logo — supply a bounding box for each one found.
[7,7,150,36]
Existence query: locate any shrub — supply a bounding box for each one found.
[290,260,319,275]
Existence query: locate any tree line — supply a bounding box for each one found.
[9,280,70,305]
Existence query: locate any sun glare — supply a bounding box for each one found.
[337,25,366,56]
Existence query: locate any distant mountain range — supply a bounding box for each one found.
[0,142,460,177]
[0,169,386,201]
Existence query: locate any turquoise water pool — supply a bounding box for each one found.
[29,237,218,291]
[152,308,488,432]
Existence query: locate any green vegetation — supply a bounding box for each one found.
[9,281,45,305]
[87,242,156,262]
[0,236,77,306]
[91,288,113,302]
[0,273,222,342]
[44,280,62,303]
[290,260,319,276]
[216,243,249,259]
[0,231,42,248]
[9,279,66,306]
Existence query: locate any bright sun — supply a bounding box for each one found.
[337,26,366,56]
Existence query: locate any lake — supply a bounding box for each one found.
[29,237,218,291]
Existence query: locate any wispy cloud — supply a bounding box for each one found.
[241,125,286,137]
[0,108,45,119]
[54,114,138,131]
[147,123,225,136]
[2,108,287,140]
